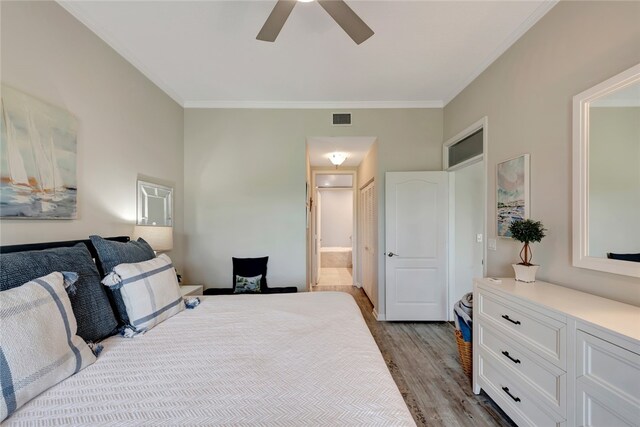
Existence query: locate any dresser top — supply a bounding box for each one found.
[475,278,640,342]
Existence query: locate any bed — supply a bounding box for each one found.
[1,239,415,426]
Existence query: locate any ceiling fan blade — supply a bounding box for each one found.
[317,0,374,45]
[256,0,297,42]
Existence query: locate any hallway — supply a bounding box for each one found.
[315,267,353,287]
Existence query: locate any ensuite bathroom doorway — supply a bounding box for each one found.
[315,175,354,287]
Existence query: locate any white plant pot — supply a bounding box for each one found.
[512,264,539,283]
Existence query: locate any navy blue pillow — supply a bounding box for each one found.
[232,257,268,292]
[0,244,118,342]
[607,252,640,262]
[90,235,155,325]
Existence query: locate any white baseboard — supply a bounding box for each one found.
[373,308,385,321]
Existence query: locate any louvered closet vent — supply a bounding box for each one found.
[332,112,352,126]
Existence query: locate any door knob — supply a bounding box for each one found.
[387,252,397,257]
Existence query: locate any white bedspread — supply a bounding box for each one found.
[6,292,415,426]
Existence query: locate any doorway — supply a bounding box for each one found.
[306,136,378,303]
[312,170,356,288]
[444,117,488,316]
[451,160,484,303]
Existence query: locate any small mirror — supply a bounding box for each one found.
[573,63,640,277]
[137,180,173,226]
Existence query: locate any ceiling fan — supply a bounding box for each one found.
[256,0,374,45]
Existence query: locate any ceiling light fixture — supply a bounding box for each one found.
[328,152,348,168]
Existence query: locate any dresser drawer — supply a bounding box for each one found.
[478,290,566,368]
[576,330,640,425]
[479,323,566,414]
[478,350,566,427]
[577,381,639,427]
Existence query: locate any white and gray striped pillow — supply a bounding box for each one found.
[0,272,97,422]
[102,254,183,335]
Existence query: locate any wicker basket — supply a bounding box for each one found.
[455,329,472,381]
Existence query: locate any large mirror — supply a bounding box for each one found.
[573,63,640,277]
[137,180,173,226]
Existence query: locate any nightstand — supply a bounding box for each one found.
[179,285,203,297]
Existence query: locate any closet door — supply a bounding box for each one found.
[368,182,377,301]
[360,181,376,303]
[360,186,368,296]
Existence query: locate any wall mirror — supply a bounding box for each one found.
[573,63,640,277]
[137,180,173,226]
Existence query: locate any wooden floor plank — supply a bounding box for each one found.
[312,285,516,427]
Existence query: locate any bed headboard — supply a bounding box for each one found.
[0,236,130,259]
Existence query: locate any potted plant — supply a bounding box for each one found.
[509,219,546,283]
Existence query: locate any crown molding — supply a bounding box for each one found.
[183,100,443,109]
[58,1,185,107]
[443,0,558,106]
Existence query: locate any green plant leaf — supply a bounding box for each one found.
[508,219,546,244]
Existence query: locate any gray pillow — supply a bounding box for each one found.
[90,235,156,325]
[0,244,118,342]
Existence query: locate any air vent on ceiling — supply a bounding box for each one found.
[332,112,352,126]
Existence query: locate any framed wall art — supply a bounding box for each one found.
[496,154,530,238]
[1,85,77,219]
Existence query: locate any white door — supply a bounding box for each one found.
[314,190,322,284]
[359,188,367,290]
[360,181,376,302]
[385,172,448,321]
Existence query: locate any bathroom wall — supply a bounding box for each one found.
[320,189,353,248]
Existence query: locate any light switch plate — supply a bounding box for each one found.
[488,238,497,251]
[476,234,483,243]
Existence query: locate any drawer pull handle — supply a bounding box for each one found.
[501,314,521,325]
[501,351,521,364]
[502,386,521,403]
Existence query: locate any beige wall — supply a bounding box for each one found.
[358,141,378,188]
[184,108,442,314]
[0,1,185,270]
[319,189,353,248]
[444,1,640,305]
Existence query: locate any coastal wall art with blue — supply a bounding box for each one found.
[1,85,77,219]
[497,154,529,237]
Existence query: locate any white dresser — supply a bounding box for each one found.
[473,278,640,427]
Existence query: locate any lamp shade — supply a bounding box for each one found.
[133,226,173,252]
[329,152,348,166]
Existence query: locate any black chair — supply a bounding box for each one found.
[203,256,297,295]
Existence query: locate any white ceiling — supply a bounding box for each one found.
[307,136,375,167]
[59,0,556,108]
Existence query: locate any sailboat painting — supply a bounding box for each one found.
[1,85,77,219]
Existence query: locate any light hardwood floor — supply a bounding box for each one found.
[312,284,515,427]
